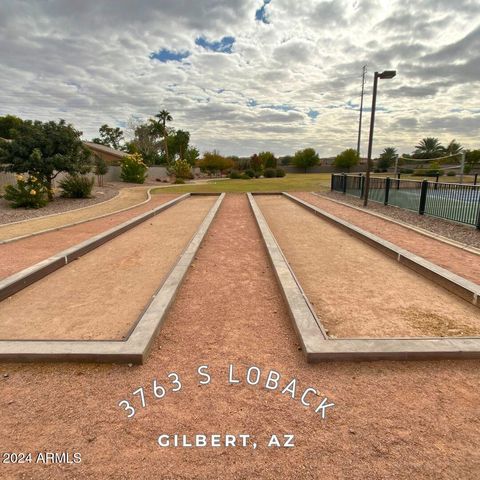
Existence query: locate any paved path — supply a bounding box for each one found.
[293,192,480,284]
[0,186,153,242]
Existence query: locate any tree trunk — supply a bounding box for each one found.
[46,177,54,200]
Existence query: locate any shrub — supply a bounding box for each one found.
[169,158,193,179]
[244,169,255,178]
[120,153,148,183]
[229,170,242,179]
[400,168,414,174]
[4,174,48,208]
[413,168,444,177]
[198,151,234,175]
[240,173,250,179]
[59,174,94,198]
[173,178,185,184]
[276,168,286,177]
[264,168,276,178]
[447,171,456,176]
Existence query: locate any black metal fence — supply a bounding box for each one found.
[331,174,480,228]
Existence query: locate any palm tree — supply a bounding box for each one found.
[155,110,173,163]
[445,139,463,157]
[377,147,398,171]
[414,137,445,159]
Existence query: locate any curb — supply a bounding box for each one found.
[310,192,480,256]
[251,192,480,361]
[0,187,155,245]
[0,193,224,363]
[286,193,479,308]
[0,194,189,302]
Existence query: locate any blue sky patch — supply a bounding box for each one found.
[149,49,190,62]
[255,0,272,24]
[263,104,295,112]
[308,109,319,120]
[247,98,258,107]
[195,36,235,53]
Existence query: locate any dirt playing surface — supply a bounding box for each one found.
[1,194,479,479]
[293,192,480,284]
[0,196,215,340]
[0,193,180,280]
[255,195,480,338]
[0,186,154,242]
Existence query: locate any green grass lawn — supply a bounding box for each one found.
[152,173,332,194]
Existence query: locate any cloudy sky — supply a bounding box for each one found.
[1,0,479,157]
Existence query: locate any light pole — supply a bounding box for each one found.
[363,70,396,207]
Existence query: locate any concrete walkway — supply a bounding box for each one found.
[0,186,152,242]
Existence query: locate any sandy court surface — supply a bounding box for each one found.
[0,193,180,280]
[0,193,479,479]
[255,195,480,338]
[0,186,154,242]
[0,196,215,340]
[293,192,480,284]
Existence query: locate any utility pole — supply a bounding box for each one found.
[356,65,367,159]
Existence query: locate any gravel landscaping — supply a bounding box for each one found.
[323,191,480,248]
[0,184,119,225]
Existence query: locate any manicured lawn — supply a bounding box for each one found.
[152,173,332,194]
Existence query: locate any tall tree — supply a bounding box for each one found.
[333,148,359,172]
[258,151,277,169]
[185,146,200,166]
[294,148,320,173]
[174,130,190,160]
[92,124,125,150]
[445,139,463,157]
[155,110,173,163]
[0,115,23,139]
[2,119,92,199]
[414,137,445,159]
[377,147,398,170]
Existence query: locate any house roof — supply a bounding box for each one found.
[83,141,127,158]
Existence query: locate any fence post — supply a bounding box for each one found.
[419,180,428,215]
[360,174,365,198]
[396,172,401,190]
[342,174,347,194]
[435,174,439,190]
[474,173,478,185]
[384,177,391,205]
[330,174,334,191]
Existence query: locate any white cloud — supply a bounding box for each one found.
[0,0,479,157]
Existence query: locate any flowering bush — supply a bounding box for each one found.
[120,153,148,184]
[4,174,48,208]
[169,159,193,180]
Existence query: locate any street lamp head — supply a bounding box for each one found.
[378,70,396,79]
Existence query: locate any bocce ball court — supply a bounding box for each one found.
[254,194,480,339]
[0,195,217,340]
[0,191,479,363]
